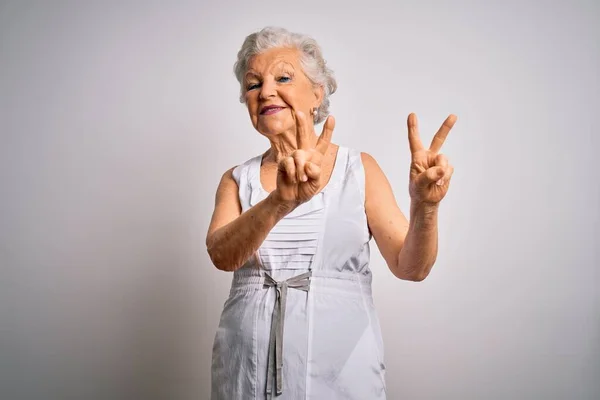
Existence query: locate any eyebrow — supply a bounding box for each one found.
[245,71,260,80]
[245,61,296,80]
[273,61,296,73]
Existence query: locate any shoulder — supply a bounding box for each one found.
[360,151,385,178]
[225,152,262,187]
[336,148,383,181]
[360,151,377,168]
[221,166,237,181]
[340,149,380,170]
[360,151,393,197]
[216,153,257,189]
[215,166,239,195]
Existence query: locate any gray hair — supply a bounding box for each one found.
[233,26,337,124]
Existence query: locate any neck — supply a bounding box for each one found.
[263,130,318,164]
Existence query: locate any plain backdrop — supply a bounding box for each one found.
[1,1,599,399]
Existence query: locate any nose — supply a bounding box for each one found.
[259,78,276,100]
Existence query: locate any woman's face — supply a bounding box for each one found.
[244,47,323,137]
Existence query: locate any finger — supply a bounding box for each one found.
[315,115,335,155]
[429,114,457,154]
[412,163,427,174]
[444,165,454,184]
[278,156,297,184]
[408,113,425,155]
[416,166,445,188]
[434,155,449,185]
[293,110,311,150]
[293,150,308,182]
[434,153,449,169]
[437,164,455,187]
[305,161,321,181]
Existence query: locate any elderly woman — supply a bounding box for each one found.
[207,27,456,399]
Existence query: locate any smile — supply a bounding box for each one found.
[260,106,285,115]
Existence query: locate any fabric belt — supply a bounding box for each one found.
[263,270,312,396]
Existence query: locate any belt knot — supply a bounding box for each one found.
[263,271,312,396]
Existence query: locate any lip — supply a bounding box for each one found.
[260,105,286,115]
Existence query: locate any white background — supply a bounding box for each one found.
[1,0,599,398]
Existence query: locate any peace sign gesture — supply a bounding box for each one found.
[273,110,335,206]
[407,113,457,205]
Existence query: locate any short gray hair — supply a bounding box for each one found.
[234,26,337,124]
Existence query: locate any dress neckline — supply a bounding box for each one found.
[251,145,346,195]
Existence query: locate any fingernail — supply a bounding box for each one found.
[302,175,308,182]
[436,179,444,186]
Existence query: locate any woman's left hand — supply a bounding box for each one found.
[407,113,457,205]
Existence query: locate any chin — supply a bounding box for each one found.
[256,119,292,136]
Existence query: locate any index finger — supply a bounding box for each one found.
[429,114,457,153]
[315,115,335,154]
[292,109,311,150]
[407,113,424,154]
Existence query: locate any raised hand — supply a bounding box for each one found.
[274,110,335,206]
[407,113,456,205]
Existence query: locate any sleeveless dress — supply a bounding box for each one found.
[211,146,387,399]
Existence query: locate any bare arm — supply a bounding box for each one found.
[363,152,441,281]
[363,113,456,282]
[205,167,296,272]
[362,152,408,279]
[396,202,439,281]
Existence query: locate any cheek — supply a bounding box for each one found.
[277,87,299,107]
[245,94,254,108]
[281,85,312,110]
[245,97,259,116]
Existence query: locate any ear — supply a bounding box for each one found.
[312,84,324,108]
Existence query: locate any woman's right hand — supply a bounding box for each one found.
[272,110,335,208]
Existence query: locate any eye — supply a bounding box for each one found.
[277,76,291,83]
[247,82,261,91]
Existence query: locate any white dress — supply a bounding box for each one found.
[211,146,387,399]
